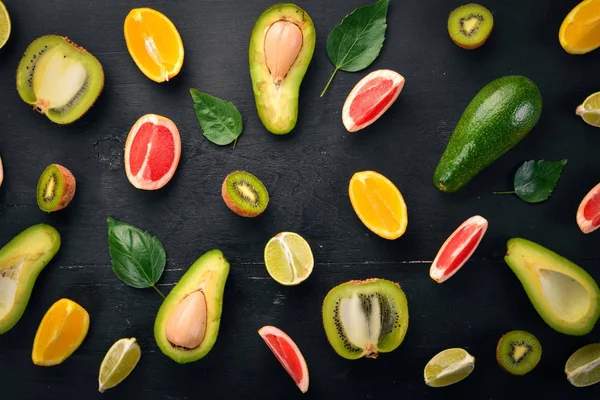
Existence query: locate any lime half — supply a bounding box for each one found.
[98,338,141,393]
[576,92,600,127]
[0,1,10,49]
[566,343,600,387]
[264,232,314,285]
[424,348,475,387]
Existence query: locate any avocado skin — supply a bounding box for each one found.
[434,75,542,193]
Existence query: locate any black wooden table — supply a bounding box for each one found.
[1,0,599,398]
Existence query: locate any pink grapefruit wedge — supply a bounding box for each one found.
[124,114,181,190]
[430,215,488,283]
[577,182,600,234]
[342,69,405,132]
[0,156,3,188]
[258,325,309,393]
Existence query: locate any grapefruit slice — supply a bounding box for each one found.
[342,69,405,132]
[124,114,181,190]
[577,182,600,234]
[430,215,488,283]
[0,156,3,188]
[258,325,309,393]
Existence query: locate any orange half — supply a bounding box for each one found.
[124,8,184,82]
[32,298,90,366]
[559,0,600,54]
[349,170,408,240]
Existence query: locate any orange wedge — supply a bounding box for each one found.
[32,298,90,366]
[348,170,408,240]
[559,0,600,54]
[124,8,184,82]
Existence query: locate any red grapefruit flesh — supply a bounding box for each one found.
[430,215,488,283]
[342,69,405,132]
[124,114,181,190]
[577,182,600,234]
[258,325,309,393]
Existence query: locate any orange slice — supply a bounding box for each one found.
[124,8,184,82]
[348,170,408,240]
[559,0,600,54]
[32,298,90,366]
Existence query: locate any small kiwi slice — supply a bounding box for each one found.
[496,330,542,375]
[322,278,409,360]
[447,4,494,49]
[221,170,269,217]
[16,35,104,124]
[37,164,76,212]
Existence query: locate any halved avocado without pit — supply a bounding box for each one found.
[154,249,230,364]
[0,224,61,334]
[504,238,600,336]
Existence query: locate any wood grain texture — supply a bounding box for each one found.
[1,0,600,399]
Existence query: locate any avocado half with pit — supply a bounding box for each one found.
[249,3,316,134]
[16,35,104,124]
[0,224,61,334]
[505,238,600,336]
[154,249,230,363]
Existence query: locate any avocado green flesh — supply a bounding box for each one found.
[249,4,315,134]
[0,224,61,334]
[434,75,542,192]
[154,249,229,364]
[16,35,104,124]
[322,279,409,360]
[504,238,600,336]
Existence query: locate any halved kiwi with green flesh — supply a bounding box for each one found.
[448,4,493,49]
[496,330,542,375]
[322,279,409,360]
[221,170,269,217]
[37,164,76,212]
[16,35,104,124]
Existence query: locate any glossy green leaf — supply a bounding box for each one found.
[321,0,389,96]
[190,89,243,146]
[107,217,166,293]
[514,159,568,203]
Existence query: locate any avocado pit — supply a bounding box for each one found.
[165,290,207,350]
[264,20,303,85]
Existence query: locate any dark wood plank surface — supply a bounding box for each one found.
[1,0,600,398]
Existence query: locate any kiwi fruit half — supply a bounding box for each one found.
[322,278,409,360]
[37,164,76,212]
[496,330,542,375]
[447,4,493,49]
[221,170,269,217]
[16,35,104,124]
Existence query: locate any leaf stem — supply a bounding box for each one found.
[232,137,238,149]
[320,67,339,97]
[151,284,166,299]
[492,190,517,195]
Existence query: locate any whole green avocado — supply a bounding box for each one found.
[433,75,542,193]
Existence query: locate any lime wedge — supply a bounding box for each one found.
[0,1,10,49]
[424,348,475,387]
[98,338,141,393]
[576,92,600,127]
[264,232,314,285]
[565,343,600,387]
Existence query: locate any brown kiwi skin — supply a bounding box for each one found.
[43,164,76,212]
[221,173,262,218]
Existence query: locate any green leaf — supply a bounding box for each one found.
[190,88,243,146]
[321,0,389,96]
[107,217,166,295]
[513,159,568,203]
